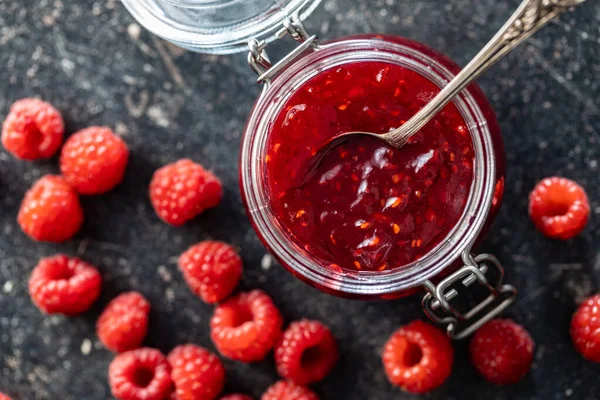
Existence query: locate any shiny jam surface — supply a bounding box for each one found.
[265,61,474,272]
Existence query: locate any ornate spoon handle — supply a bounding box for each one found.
[386,0,586,148]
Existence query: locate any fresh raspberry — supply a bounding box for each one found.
[168,344,225,400]
[1,98,64,160]
[275,320,338,385]
[220,395,253,400]
[18,175,84,242]
[261,381,318,400]
[179,241,243,304]
[97,292,150,353]
[149,159,222,226]
[210,290,283,362]
[382,320,453,393]
[570,294,600,363]
[0,393,12,400]
[528,177,589,240]
[28,254,102,315]
[59,126,129,195]
[109,348,173,400]
[470,319,534,385]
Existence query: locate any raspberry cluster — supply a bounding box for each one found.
[3,97,599,399]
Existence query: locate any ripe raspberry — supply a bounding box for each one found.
[570,294,600,363]
[149,159,222,226]
[470,319,534,385]
[261,381,318,400]
[528,177,589,240]
[1,98,64,160]
[0,393,12,400]
[168,344,225,400]
[28,255,102,315]
[18,175,84,243]
[97,292,150,353]
[179,241,242,304]
[220,395,253,400]
[382,320,453,393]
[59,126,129,194]
[109,348,173,400]
[275,320,338,385]
[210,290,283,362]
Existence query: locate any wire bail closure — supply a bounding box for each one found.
[422,251,517,340]
[248,14,319,86]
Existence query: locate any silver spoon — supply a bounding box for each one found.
[309,0,586,160]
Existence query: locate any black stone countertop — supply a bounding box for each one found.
[1,0,600,399]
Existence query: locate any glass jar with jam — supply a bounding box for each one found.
[122,0,516,339]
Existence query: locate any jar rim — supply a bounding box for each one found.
[240,37,497,296]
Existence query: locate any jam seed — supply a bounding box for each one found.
[456,124,468,136]
[330,264,342,272]
[414,190,421,198]
[295,210,306,218]
[354,219,372,229]
[353,261,362,270]
[265,154,271,163]
[392,224,401,234]
[330,233,337,245]
[273,143,281,153]
[449,152,455,162]
[384,197,402,209]
[393,87,402,97]
[375,67,390,83]
[411,239,423,248]
[338,102,350,111]
[377,262,388,271]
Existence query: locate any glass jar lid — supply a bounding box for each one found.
[121,0,322,54]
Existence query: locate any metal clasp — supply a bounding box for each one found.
[422,251,517,340]
[247,14,319,86]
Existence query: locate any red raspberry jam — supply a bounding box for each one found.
[265,61,474,272]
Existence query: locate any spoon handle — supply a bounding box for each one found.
[385,0,586,148]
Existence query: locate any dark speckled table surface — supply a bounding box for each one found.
[1,0,600,399]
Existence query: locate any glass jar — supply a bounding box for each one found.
[120,0,322,54]
[122,2,516,339]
